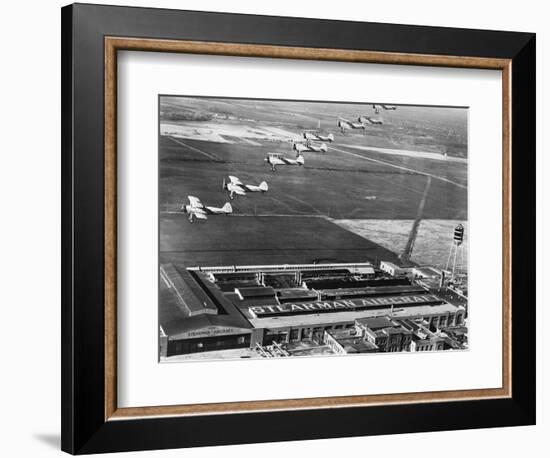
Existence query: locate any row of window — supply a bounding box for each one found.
[416,344,438,351]
[266,323,356,343]
[427,313,464,327]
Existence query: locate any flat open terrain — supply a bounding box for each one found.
[334,219,468,269]
[161,214,402,267]
[160,97,468,268]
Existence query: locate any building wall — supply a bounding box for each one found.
[166,333,251,356]
[256,308,464,347]
[412,339,446,352]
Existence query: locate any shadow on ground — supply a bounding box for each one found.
[34,433,60,450]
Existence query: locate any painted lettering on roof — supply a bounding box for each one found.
[249,294,443,317]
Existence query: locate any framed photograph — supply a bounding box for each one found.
[61,3,536,454]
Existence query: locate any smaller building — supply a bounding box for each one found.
[410,334,447,352]
[357,317,414,352]
[379,261,413,278]
[397,318,464,352]
[323,328,378,355]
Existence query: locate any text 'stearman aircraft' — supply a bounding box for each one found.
[303,131,335,142]
[223,175,269,199]
[358,115,384,125]
[337,117,366,133]
[293,141,328,154]
[181,196,233,222]
[372,104,397,114]
[265,153,305,172]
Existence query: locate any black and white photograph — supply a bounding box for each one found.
[159,96,469,362]
[0,0,542,456]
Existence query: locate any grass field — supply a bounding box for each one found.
[334,219,468,269]
[159,97,468,269]
[160,214,402,267]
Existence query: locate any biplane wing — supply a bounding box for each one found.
[188,195,203,208]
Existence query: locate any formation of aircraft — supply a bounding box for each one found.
[180,103,396,220]
[265,153,305,172]
[303,131,334,142]
[358,115,384,125]
[181,196,233,222]
[293,141,328,154]
[223,175,269,199]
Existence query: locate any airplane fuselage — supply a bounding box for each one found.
[182,201,232,222]
[338,120,365,132]
[265,154,304,171]
[225,181,268,199]
[294,142,327,153]
[303,132,334,142]
[359,115,383,125]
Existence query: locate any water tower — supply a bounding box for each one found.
[445,224,465,282]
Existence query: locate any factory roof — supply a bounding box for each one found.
[212,272,258,282]
[300,269,352,279]
[305,277,412,289]
[318,284,427,298]
[160,264,217,316]
[235,286,276,299]
[160,268,253,339]
[356,316,398,330]
[216,280,260,292]
[341,340,379,353]
[277,288,319,300]
[247,302,461,329]
[161,314,252,340]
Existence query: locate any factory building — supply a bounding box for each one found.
[160,262,466,358]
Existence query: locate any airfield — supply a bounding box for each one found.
[159,97,468,270]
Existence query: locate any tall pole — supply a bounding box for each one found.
[451,243,459,280]
[445,244,454,273]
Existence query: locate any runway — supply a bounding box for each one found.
[167,136,222,161]
[329,145,467,190]
[159,97,468,269]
